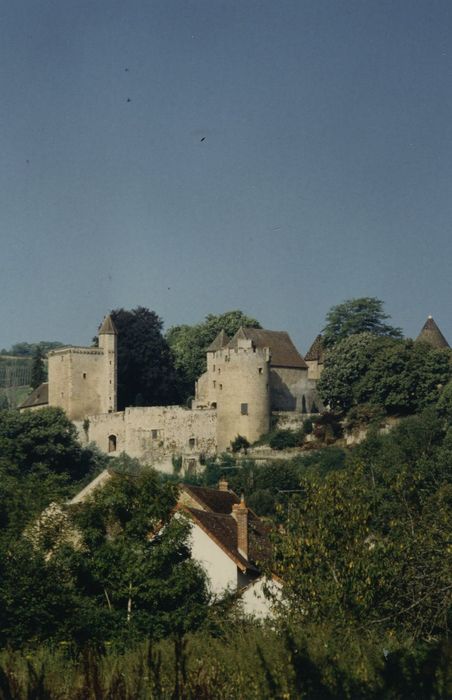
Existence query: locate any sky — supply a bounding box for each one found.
[1,0,452,354]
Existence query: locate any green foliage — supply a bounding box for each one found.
[230,434,250,453]
[345,403,386,431]
[166,310,261,398]
[322,297,402,348]
[30,345,46,389]
[302,418,313,434]
[2,341,64,357]
[319,334,451,415]
[269,429,304,450]
[273,409,452,640]
[110,307,182,410]
[0,624,450,698]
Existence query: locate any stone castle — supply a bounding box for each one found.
[20,313,448,473]
[20,315,324,472]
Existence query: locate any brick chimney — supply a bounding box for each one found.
[232,494,248,560]
[218,478,229,492]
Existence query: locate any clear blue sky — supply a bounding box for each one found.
[1,0,451,353]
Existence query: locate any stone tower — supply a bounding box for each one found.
[98,314,118,413]
[215,331,271,452]
[415,316,450,349]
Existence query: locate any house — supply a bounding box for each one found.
[178,480,280,617]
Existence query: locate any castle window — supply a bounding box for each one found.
[151,429,159,439]
[82,372,87,379]
[189,437,196,448]
[241,403,248,415]
[213,380,216,388]
[218,367,221,374]
[219,384,223,390]
[213,364,216,372]
[258,367,263,374]
[108,435,117,452]
[211,402,217,409]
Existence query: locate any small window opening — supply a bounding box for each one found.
[189,437,196,448]
[213,364,216,372]
[82,372,87,379]
[151,429,159,439]
[218,367,221,374]
[108,435,117,452]
[241,403,248,415]
[258,367,263,374]
[213,380,216,388]
[219,384,223,390]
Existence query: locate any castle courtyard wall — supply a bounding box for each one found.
[78,406,217,473]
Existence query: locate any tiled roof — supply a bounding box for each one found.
[206,330,229,352]
[19,382,49,409]
[98,314,117,335]
[415,316,450,349]
[304,334,325,363]
[180,484,240,514]
[228,328,307,369]
[185,507,271,572]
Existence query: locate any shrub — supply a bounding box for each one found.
[231,435,250,453]
[269,429,304,450]
[303,418,313,434]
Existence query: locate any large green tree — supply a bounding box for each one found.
[318,334,451,414]
[167,310,261,397]
[273,409,452,640]
[322,297,402,348]
[110,307,182,409]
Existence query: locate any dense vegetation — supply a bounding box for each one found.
[1,300,451,697]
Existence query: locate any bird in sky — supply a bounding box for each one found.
[127,98,131,103]
[200,137,206,142]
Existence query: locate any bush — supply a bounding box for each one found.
[303,418,313,434]
[269,429,304,451]
[231,435,250,453]
[345,404,386,431]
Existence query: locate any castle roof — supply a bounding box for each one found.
[19,382,49,409]
[305,334,325,363]
[415,316,450,349]
[206,329,229,352]
[98,314,117,335]
[228,327,307,369]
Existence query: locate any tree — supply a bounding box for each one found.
[30,345,46,389]
[273,411,452,639]
[63,469,209,644]
[322,297,402,348]
[166,310,261,397]
[110,307,182,409]
[318,334,451,415]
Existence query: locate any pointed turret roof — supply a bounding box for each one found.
[305,334,325,363]
[415,316,450,349]
[98,314,117,335]
[206,329,229,352]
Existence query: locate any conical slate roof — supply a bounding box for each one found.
[305,334,325,363]
[415,316,450,349]
[98,314,117,335]
[206,330,229,352]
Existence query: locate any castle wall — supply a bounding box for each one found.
[48,348,106,420]
[306,359,323,381]
[81,406,217,473]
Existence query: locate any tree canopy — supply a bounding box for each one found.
[322,297,402,348]
[30,345,46,389]
[110,307,182,409]
[166,310,261,397]
[318,334,451,414]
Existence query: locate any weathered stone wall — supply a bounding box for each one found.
[48,348,106,420]
[79,405,217,473]
[216,340,271,452]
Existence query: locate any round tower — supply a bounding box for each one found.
[216,336,270,452]
[98,314,117,413]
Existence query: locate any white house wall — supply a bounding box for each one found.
[188,521,238,596]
